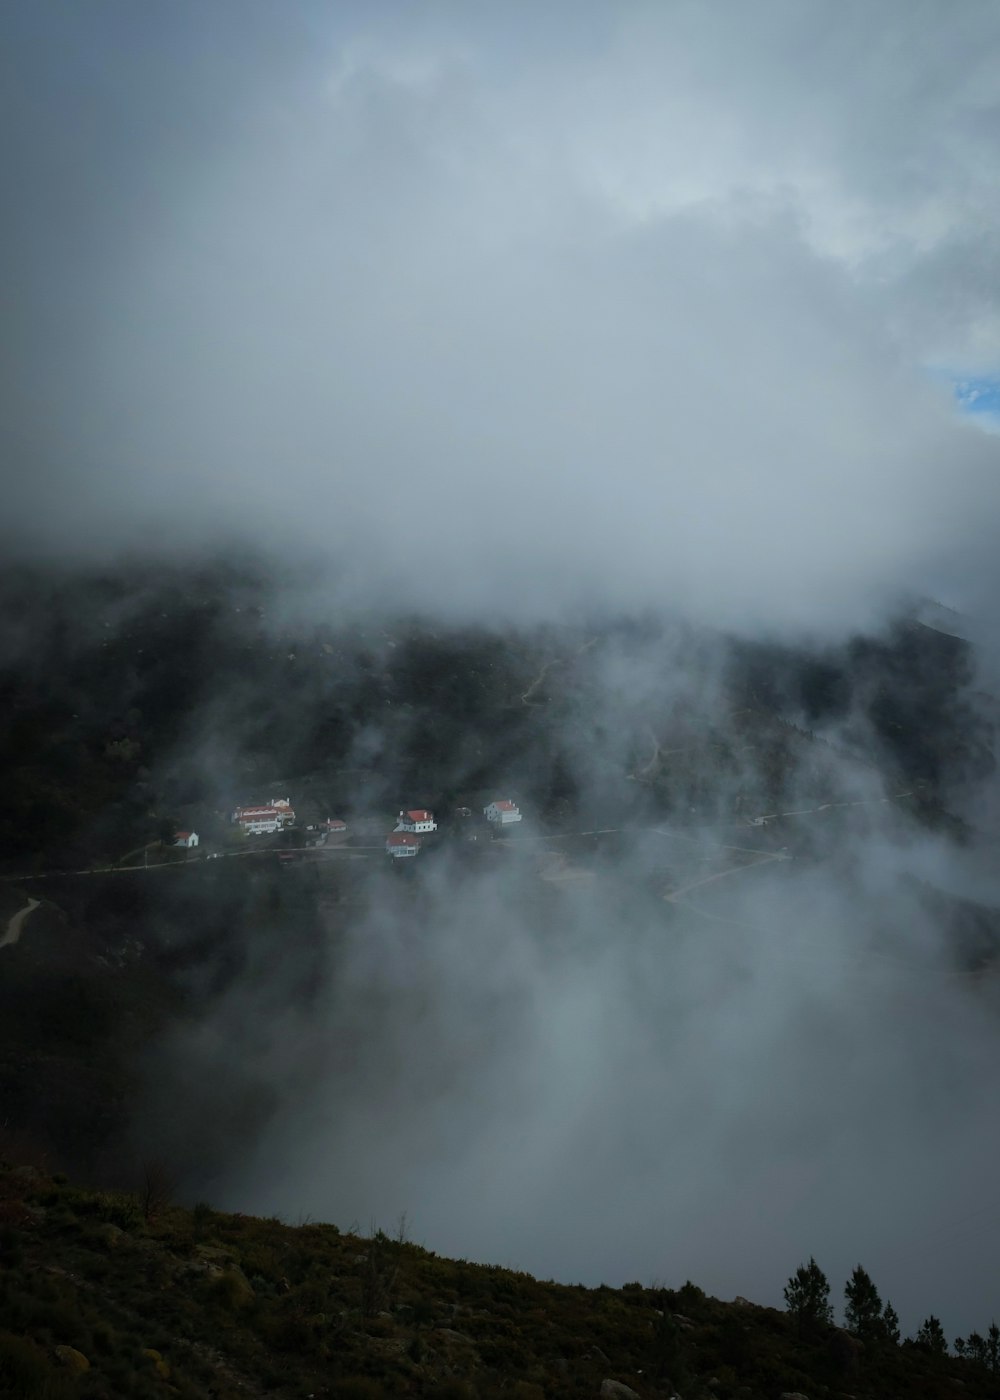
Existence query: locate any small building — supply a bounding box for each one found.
[386,832,421,859]
[395,808,436,834]
[174,831,200,848]
[485,800,521,827]
[325,818,348,834]
[232,804,296,835]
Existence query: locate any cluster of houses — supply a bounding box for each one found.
[384,800,522,859]
[220,794,522,862]
[385,808,437,860]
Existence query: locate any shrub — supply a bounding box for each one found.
[331,1379,386,1400]
[0,1330,74,1399]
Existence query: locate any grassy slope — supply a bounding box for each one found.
[1,1165,995,1400]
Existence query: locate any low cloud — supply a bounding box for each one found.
[3,0,999,628]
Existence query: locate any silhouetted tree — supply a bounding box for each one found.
[844,1265,883,1340]
[958,1325,1000,1371]
[139,1159,177,1223]
[965,1331,987,1364]
[915,1315,948,1354]
[882,1301,900,1345]
[784,1257,834,1331]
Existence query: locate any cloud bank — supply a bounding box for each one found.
[3,0,999,627]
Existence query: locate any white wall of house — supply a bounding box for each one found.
[485,802,521,825]
[174,832,200,848]
[237,815,282,834]
[395,811,436,833]
[386,839,420,858]
[233,804,295,834]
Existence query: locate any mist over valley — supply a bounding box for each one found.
[3,3,1000,1395]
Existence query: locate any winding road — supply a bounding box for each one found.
[0,897,39,950]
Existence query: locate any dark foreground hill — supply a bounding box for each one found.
[1,1163,996,1400]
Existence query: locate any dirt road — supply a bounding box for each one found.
[0,897,39,950]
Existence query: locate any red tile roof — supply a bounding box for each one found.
[174,831,192,839]
[386,833,420,847]
[405,809,433,821]
[491,800,518,811]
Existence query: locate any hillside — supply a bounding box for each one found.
[0,560,990,876]
[2,1162,997,1400]
[2,559,1000,1395]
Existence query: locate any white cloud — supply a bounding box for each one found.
[3,0,1000,628]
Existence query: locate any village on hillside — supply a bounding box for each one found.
[171,794,524,865]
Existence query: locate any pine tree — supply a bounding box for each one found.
[988,1321,999,1373]
[965,1331,986,1364]
[784,1257,834,1330]
[915,1315,948,1355]
[882,1301,900,1345]
[844,1265,883,1340]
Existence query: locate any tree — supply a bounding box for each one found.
[915,1315,948,1355]
[139,1159,177,1223]
[844,1265,883,1340]
[882,1301,900,1345]
[784,1257,834,1330]
[965,1331,987,1364]
[988,1322,1000,1373]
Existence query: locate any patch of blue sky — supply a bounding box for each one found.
[924,368,1000,432]
[952,375,1000,429]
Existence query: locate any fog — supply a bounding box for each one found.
[4,0,1000,1343]
[116,610,1000,1341]
[4,0,1000,626]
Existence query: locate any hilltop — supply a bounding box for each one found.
[2,1161,998,1400]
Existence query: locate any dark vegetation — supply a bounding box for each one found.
[2,1162,998,1400]
[0,856,344,1184]
[0,559,990,874]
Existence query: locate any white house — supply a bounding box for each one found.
[386,832,421,859]
[232,804,295,835]
[485,800,521,827]
[395,808,436,834]
[325,818,348,834]
[173,831,200,848]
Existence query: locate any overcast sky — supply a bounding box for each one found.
[3,0,1000,628]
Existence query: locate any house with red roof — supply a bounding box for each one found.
[173,831,200,848]
[395,808,436,834]
[485,799,521,827]
[386,832,421,859]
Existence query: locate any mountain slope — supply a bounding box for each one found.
[1,1164,996,1400]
